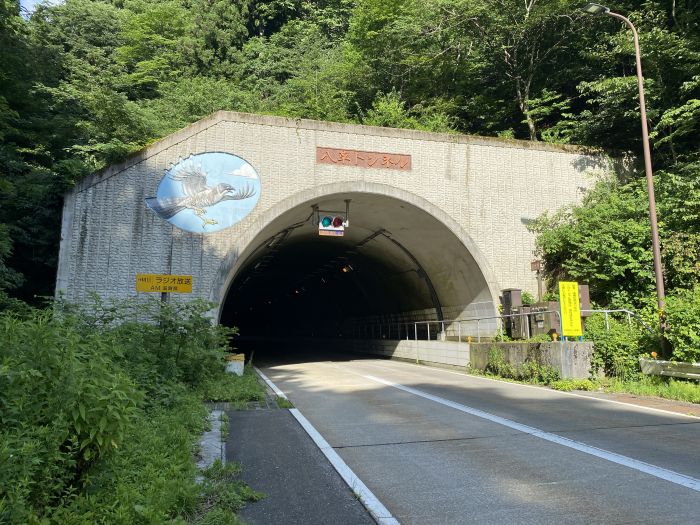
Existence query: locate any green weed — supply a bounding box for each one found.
[550,379,597,392]
[276,397,294,409]
[601,376,700,404]
[199,366,265,403]
[0,298,262,524]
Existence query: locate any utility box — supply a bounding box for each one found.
[529,302,562,337]
[501,289,522,312]
[509,305,531,339]
[501,289,522,339]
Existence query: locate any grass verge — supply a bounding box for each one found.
[0,299,266,524]
[598,376,700,404]
[473,367,700,404]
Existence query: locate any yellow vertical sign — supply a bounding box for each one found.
[559,281,582,337]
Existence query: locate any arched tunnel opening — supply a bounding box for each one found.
[219,192,496,360]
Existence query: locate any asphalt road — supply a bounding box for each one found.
[259,349,700,525]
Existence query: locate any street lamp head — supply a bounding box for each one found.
[581,3,610,15]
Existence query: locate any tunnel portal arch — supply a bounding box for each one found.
[214,183,499,338]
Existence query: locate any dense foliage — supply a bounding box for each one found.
[0,298,264,523]
[1,1,698,359]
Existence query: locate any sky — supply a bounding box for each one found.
[20,0,61,13]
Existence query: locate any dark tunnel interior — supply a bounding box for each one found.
[218,192,495,355]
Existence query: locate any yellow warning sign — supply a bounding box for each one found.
[136,274,193,293]
[559,281,582,337]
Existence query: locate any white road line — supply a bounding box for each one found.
[256,368,400,525]
[254,366,288,399]
[361,374,700,493]
[360,359,700,420]
[290,409,400,525]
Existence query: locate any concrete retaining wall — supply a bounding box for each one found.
[470,341,593,379]
[241,337,593,378]
[342,339,470,369]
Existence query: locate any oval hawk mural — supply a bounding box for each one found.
[145,152,261,233]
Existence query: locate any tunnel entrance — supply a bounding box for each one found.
[219,192,496,343]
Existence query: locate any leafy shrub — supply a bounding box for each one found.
[520,360,560,384]
[485,347,517,378]
[0,298,261,523]
[584,313,653,379]
[485,346,560,384]
[521,291,535,305]
[0,313,140,521]
[665,285,700,363]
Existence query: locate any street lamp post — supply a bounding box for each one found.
[581,3,666,323]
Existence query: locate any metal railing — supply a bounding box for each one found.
[351,308,651,342]
[581,309,654,334]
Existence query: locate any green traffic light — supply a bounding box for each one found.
[321,216,332,227]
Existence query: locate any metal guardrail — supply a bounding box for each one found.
[581,309,654,334]
[639,357,700,380]
[352,308,651,342]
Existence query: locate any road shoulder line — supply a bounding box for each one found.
[254,366,288,399]
[254,368,400,525]
[364,359,700,420]
[361,373,700,493]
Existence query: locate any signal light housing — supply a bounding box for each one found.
[319,215,347,237]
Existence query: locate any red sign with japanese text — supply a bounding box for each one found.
[316,147,411,171]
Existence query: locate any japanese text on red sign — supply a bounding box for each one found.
[316,147,411,171]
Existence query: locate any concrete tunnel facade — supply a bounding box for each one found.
[55,111,607,337]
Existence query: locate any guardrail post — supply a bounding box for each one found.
[414,323,418,341]
[605,312,610,330]
[627,311,632,328]
[458,321,461,342]
[525,313,530,339]
[427,323,431,341]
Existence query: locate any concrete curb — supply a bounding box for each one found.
[196,409,225,483]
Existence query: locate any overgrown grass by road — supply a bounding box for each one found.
[597,376,700,404]
[474,346,700,404]
[0,298,265,524]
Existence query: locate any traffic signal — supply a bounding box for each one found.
[319,215,346,236]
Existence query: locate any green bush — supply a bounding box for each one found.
[485,347,517,378]
[520,360,560,384]
[485,346,560,384]
[584,313,653,379]
[0,314,140,521]
[0,298,262,524]
[665,285,700,363]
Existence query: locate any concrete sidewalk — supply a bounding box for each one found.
[225,407,376,525]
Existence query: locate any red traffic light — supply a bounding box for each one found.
[332,216,344,228]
